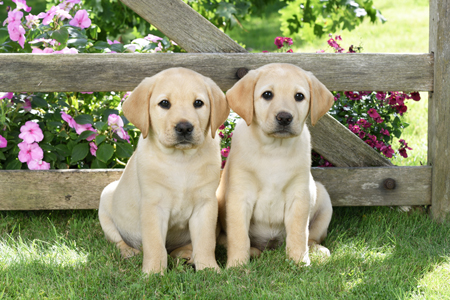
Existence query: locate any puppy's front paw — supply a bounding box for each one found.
[116,240,141,259]
[310,244,331,257]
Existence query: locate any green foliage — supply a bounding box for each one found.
[279,0,385,41]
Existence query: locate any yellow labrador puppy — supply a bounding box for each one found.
[99,68,229,274]
[217,63,334,268]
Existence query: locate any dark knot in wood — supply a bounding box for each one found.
[236,68,249,79]
[383,178,396,190]
[65,195,72,201]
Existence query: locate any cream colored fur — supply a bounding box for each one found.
[99,68,229,274]
[217,63,334,268]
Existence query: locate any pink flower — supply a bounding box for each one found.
[221,160,226,169]
[74,123,96,140]
[219,124,226,130]
[18,142,43,163]
[25,14,40,28]
[375,92,386,100]
[19,121,44,144]
[53,47,78,54]
[32,47,54,53]
[395,104,407,115]
[221,147,230,158]
[107,39,121,45]
[0,92,14,100]
[0,134,7,148]
[153,42,162,52]
[286,49,293,53]
[345,91,362,101]
[89,142,97,156]
[357,118,372,129]
[219,132,224,138]
[69,9,91,29]
[358,131,366,139]
[12,0,31,12]
[145,34,163,43]
[410,92,421,101]
[274,37,284,49]
[115,127,130,143]
[262,50,269,53]
[367,108,381,119]
[38,6,59,25]
[61,111,77,128]
[122,91,131,102]
[108,114,124,130]
[283,37,293,45]
[28,159,50,170]
[6,10,26,48]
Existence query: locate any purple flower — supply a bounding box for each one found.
[69,9,91,29]
[145,34,163,43]
[410,92,421,101]
[380,128,390,136]
[19,121,44,144]
[376,92,386,100]
[367,108,381,119]
[0,134,7,148]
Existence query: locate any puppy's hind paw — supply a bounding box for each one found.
[170,246,194,265]
[310,243,331,257]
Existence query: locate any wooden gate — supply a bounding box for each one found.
[0,0,448,221]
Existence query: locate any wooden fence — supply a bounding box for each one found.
[0,0,448,221]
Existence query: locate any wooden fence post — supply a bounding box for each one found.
[429,0,450,221]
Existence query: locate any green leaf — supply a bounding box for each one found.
[95,135,106,146]
[96,143,114,163]
[6,159,22,170]
[51,27,69,45]
[91,158,107,169]
[40,143,55,151]
[55,144,70,157]
[43,131,55,143]
[93,41,110,50]
[74,114,94,125]
[44,151,57,162]
[95,121,107,131]
[68,38,88,47]
[0,151,6,160]
[71,143,89,163]
[116,142,134,158]
[77,130,96,142]
[31,96,48,108]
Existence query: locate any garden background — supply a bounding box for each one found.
[1,0,450,299]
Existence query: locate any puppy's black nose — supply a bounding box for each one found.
[276,112,293,126]
[175,122,194,136]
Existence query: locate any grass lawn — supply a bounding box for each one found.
[1,0,449,299]
[1,208,450,298]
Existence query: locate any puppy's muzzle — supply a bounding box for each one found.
[276,112,293,126]
[175,121,194,138]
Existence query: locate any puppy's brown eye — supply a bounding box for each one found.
[158,100,171,109]
[193,100,204,108]
[295,93,305,101]
[262,91,273,100]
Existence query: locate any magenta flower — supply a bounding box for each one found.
[410,92,420,101]
[0,92,14,100]
[274,37,284,49]
[22,98,32,111]
[61,111,77,128]
[19,121,44,144]
[89,142,97,156]
[12,0,31,12]
[107,39,121,45]
[218,132,225,138]
[380,128,390,136]
[367,108,381,119]
[69,9,91,29]
[18,142,44,163]
[283,37,293,46]
[380,145,395,158]
[375,92,386,100]
[221,147,230,158]
[219,124,226,130]
[28,159,50,170]
[286,49,293,53]
[221,160,226,169]
[344,91,362,101]
[0,134,7,148]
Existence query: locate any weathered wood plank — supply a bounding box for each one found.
[311,166,431,206]
[0,53,433,93]
[119,0,246,54]
[0,167,430,210]
[307,114,392,167]
[428,0,450,221]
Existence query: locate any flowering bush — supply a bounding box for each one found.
[323,35,419,164]
[0,0,180,170]
[217,112,239,168]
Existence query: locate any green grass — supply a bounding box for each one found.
[1,208,449,298]
[227,0,429,167]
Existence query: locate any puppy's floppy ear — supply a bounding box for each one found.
[225,70,259,126]
[122,77,156,139]
[307,72,334,126]
[205,78,230,139]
